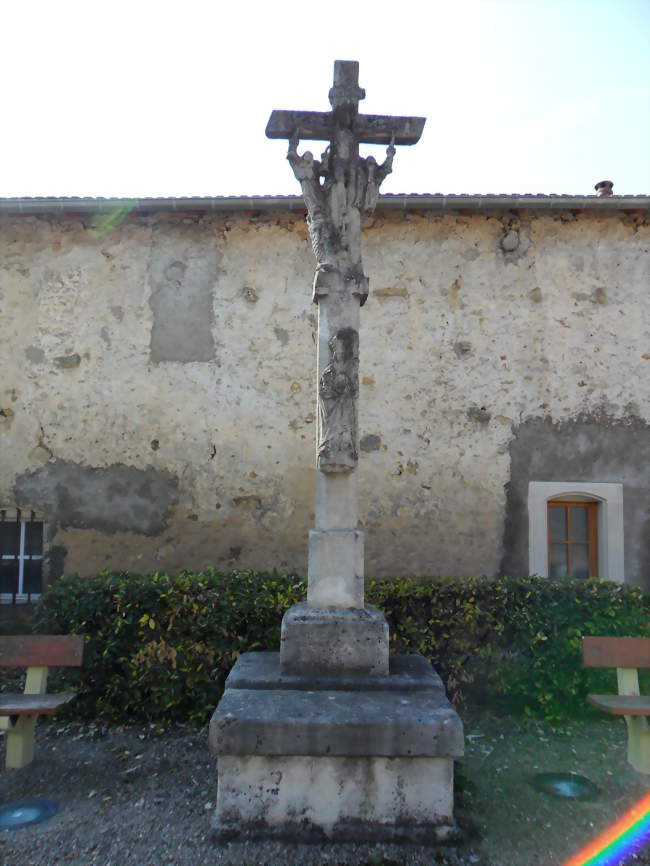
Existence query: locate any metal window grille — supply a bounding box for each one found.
[0,508,43,604]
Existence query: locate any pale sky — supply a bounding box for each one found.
[1,0,649,197]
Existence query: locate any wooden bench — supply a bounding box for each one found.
[582,636,650,774]
[0,635,84,769]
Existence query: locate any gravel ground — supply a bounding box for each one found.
[1,714,649,866]
[0,722,484,866]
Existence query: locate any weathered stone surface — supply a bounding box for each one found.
[214,754,454,842]
[0,207,647,584]
[501,229,520,252]
[266,110,425,146]
[54,353,81,369]
[226,651,443,692]
[307,528,364,608]
[209,684,463,757]
[280,603,388,676]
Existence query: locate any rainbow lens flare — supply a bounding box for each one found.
[564,792,650,866]
[91,204,134,238]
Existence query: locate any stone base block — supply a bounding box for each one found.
[225,651,445,693]
[280,602,389,676]
[210,652,464,843]
[210,652,463,844]
[307,528,364,608]
[210,685,462,758]
[214,754,455,842]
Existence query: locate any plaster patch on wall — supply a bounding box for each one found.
[274,326,289,345]
[14,460,179,536]
[149,226,218,362]
[25,345,45,364]
[500,414,650,585]
[373,286,409,300]
[360,434,382,452]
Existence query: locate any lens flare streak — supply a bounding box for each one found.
[563,792,650,866]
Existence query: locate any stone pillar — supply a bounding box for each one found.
[281,278,389,676]
[309,287,362,609]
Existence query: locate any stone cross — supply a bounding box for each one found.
[211,65,457,843]
[267,60,425,613]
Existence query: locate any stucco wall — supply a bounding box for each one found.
[1,206,648,585]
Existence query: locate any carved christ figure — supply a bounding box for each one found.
[287,134,396,283]
[318,328,359,473]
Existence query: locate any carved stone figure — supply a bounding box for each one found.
[359,138,395,215]
[268,61,424,474]
[287,136,333,273]
[318,327,359,473]
[287,134,396,293]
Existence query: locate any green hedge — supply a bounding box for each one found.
[34,570,649,725]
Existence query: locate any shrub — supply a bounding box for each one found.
[36,569,304,725]
[488,576,650,720]
[366,575,508,699]
[34,570,649,724]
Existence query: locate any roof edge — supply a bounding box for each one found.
[0,193,648,216]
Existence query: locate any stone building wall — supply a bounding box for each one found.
[1,203,649,586]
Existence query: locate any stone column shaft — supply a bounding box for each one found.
[308,282,364,610]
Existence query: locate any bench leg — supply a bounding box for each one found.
[4,665,49,769]
[624,716,650,774]
[5,716,38,769]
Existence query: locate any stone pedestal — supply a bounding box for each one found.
[209,652,464,842]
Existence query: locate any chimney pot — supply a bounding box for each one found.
[594,180,614,197]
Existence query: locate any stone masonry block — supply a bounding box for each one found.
[214,754,455,842]
[280,603,389,676]
[307,528,364,608]
[210,678,463,758]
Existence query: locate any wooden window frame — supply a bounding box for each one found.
[547,500,598,579]
[528,482,624,582]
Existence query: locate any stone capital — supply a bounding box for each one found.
[311,268,369,307]
[311,264,339,304]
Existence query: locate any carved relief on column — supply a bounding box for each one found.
[317,327,359,474]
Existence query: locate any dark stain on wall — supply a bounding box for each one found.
[14,460,179,536]
[500,414,650,587]
[360,433,382,452]
[45,544,68,584]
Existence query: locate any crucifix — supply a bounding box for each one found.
[211,63,460,843]
[267,60,425,614]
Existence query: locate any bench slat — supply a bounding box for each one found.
[0,692,76,717]
[582,636,650,669]
[587,694,650,717]
[0,635,84,668]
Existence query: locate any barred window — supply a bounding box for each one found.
[0,508,43,602]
